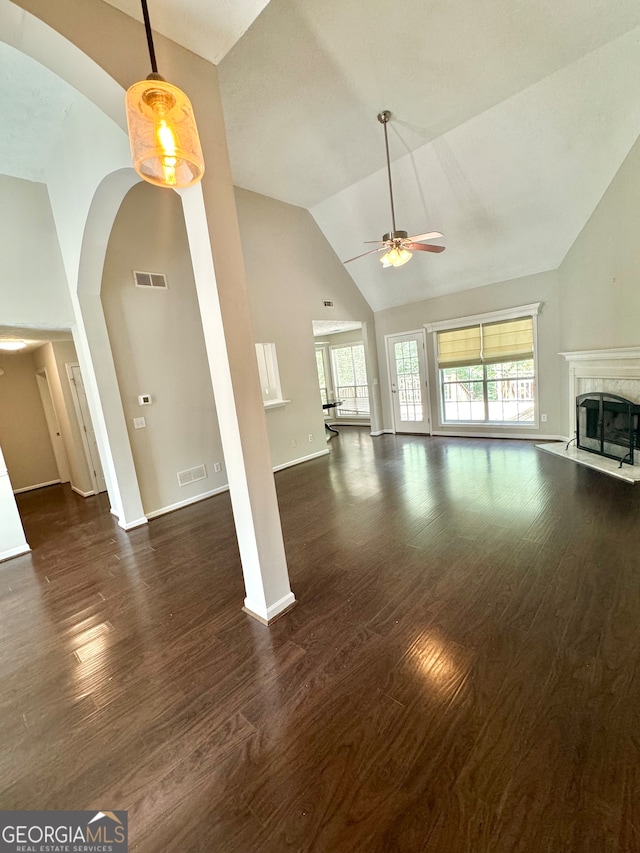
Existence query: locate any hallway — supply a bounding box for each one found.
[2,430,639,851]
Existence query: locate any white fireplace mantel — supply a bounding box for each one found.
[560,348,640,439]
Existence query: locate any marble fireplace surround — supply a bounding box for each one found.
[537,347,640,483]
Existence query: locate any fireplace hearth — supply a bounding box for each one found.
[576,392,640,467]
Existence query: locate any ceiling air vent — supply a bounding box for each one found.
[323,300,334,307]
[133,270,168,289]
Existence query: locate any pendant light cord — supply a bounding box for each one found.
[381,116,397,234]
[140,0,158,74]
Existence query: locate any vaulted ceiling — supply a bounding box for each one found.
[8,0,640,312]
[216,0,640,310]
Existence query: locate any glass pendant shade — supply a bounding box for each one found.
[126,77,204,188]
[380,247,412,268]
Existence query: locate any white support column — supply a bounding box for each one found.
[180,186,295,625]
[72,295,147,530]
[0,446,30,563]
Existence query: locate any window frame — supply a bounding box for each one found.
[328,341,370,419]
[426,303,541,429]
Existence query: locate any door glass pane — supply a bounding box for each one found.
[394,340,423,421]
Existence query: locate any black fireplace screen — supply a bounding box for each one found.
[576,392,640,466]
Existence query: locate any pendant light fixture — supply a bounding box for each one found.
[125,0,205,188]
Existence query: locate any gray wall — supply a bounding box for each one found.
[374,269,563,437]
[559,136,640,352]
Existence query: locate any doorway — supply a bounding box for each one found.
[35,368,70,484]
[313,320,372,427]
[67,363,107,494]
[386,330,431,434]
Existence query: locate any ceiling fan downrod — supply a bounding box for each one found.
[377,110,406,243]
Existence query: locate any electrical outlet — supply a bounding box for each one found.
[291,439,297,448]
[213,462,222,473]
[133,417,146,429]
[308,434,314,443]
[541,413,548,422]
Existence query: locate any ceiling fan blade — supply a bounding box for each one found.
[407,242,446,254]
[363,240,386,244]
[406,231,443,242]
[343,247,384,264]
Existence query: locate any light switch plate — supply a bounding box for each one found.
[133,417,146,429]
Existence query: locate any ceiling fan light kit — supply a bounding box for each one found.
[343,110,445,267]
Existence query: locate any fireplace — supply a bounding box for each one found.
[576,392,640,466]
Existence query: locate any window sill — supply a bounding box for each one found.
[263,399,291,410]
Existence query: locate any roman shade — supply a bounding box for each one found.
[436,316,534,368]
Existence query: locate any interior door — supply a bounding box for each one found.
[68,364,107,494]
[35,370,70,483]
[387,331,431,434]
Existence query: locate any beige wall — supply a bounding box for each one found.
[559,136,640,352]
[236,188,379,462]
[99,180,380,518]
[101,182,226,516]
[0,350,59,491]
[375,269,563,437]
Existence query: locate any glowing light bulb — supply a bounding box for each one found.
[380,247,412,268]
[157,119,178,186]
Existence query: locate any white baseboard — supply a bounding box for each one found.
[327,421,371,428]
[370,429,393,436]
[243,591,297,625]
[13,479,60,494]
[143,450,329,521]
[272,448,330,472]
[118,516,148,530]
[145,485,229,519]
[71,485,96,498]
[0,543,31,562]
[431,430,566,441]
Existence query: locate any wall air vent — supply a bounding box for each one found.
[323,300,334,307]
[177,464,207,487]
[133,270,168,289]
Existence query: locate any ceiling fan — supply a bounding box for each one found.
[344,110,445,268]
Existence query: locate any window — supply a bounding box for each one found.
[427,304,540,425]
[330,343,370,417]
[315,348,328,405]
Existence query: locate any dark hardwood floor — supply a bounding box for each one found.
[2,429,640,851]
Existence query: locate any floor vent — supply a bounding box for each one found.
[177,464,207,487]
[133,270,168,289]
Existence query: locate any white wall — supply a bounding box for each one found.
[0,175,71,328]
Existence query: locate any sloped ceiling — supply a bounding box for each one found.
[217,0,640,310]
[4,1,640,314]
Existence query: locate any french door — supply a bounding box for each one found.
[386,331,431,434]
